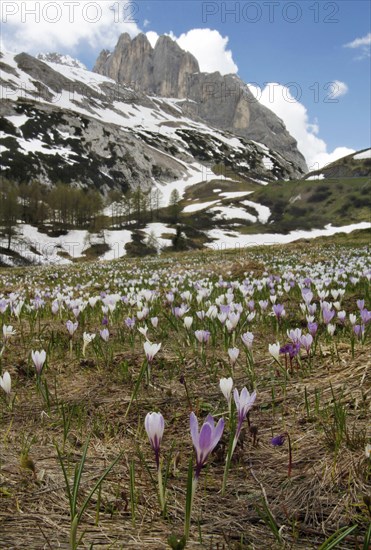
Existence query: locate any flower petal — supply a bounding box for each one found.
[189,412,199,448]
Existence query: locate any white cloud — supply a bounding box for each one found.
[331,80,348,98]
[1,3,238,76]
[146,31,160,48]
[344,32,371,59]
[175,29,238,74]
[147,28,238,75]
[1,1,140,56]
[344,32,371,48]
[247,83,354,169]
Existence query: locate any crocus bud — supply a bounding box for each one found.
[0,371,11,394]
[219,377,233,403]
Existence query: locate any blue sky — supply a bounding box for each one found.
[1,0,370,168]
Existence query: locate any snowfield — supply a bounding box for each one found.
[353,149,371,160]
[205,222,371,249]
[183,200,221,213]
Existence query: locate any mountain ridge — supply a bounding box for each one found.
[93,32,308,173]
[0,48,303,194]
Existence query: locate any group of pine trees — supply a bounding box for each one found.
[0,179,182,250]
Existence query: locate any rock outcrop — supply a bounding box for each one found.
[94,33,307,173]
[0,50,303,193]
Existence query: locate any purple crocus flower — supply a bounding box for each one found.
[357,299,365,311]
[100,328,109,342]
[194,330,210,344]
[271,433,286,446]
[190,412,224,478]
[322,308,335,325]
[219,304,231,315]
[337,311,346,323]
[353,324,365,340]
[273,304,286,320]
[125,317,136,329]
[66,320,78,337]
[308,322,318,337]
[360,309,371,324]
[280,344,291,355]
[145,412,165,469]
[300,333,313,354]
[173,305,189,318]
[280,343,300,360]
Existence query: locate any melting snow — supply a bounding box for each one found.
[6,114,30,128]
[206,222,371,249]
[142,223,177,249]
[101,230,133,260]
[209,206,257,223]
[306,174,325,180]
[262,156,274,170]
[219,191,253,198]
[241,200,271,223]
[183,200,220,213]
[353,149,371,160]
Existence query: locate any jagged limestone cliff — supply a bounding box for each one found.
[94,33,307,173]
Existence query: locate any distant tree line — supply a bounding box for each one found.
[0,179,104,249]
[0,179,181,250]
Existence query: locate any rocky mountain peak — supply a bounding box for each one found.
[93,33,307,172]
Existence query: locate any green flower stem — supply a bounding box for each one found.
[158,464,165,513]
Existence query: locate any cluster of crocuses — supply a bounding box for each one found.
[144,379,256,537]
[268,326,316,368]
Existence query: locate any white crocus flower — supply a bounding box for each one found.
[82,332,96,356]
[183,316,193,330]
[219,377,233,404]
[144,341,161,362]
[2,325,16,342]
[31,350,47,374]
[228,347,240,365]
[0,371,11,394]
[268,342,280,362]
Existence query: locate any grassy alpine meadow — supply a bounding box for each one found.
[0,233,370,549]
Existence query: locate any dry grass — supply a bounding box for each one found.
[1,343,369,549]
[0,240,370,549]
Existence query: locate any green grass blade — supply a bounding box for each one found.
[77,450,123,523]
[129,459,136,526]
[72,434,91,516]
[136,445,155,486]
[55,443,73,517]
[184,456,194,539]
[362,523,371,550]
[254,499,281,544]
[125,360,147,418]
[318,524,357,550]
